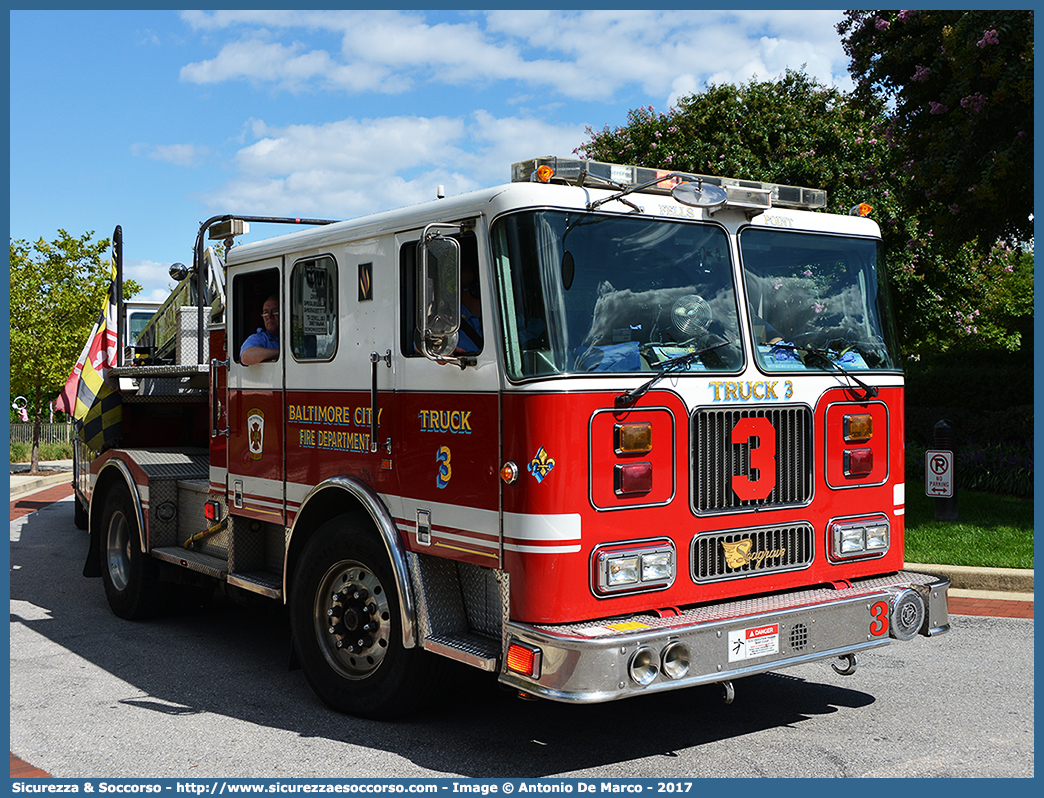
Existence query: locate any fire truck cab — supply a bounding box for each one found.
[76,156,949,718]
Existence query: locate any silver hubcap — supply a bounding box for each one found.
[314,560,392,679]
[105,510,131,592]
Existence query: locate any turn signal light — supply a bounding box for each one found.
[843,413,873,442]
[615,422,653,454]
[506,640,542,679]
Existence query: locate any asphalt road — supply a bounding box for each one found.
[10,495,1035,779]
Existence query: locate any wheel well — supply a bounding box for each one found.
[284,478,417,649]
[285,485,374,597]
[85,463,141,578]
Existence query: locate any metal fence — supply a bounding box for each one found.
[9,423,74,445]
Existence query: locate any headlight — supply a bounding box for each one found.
[607,556,640,586]
[593,540,676,595]
[830,516,890,560]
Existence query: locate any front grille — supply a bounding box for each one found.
[691,523,815,583]
[692,405,813,513]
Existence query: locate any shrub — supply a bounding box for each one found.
[10,440,75,463]
[907,439,1034,498]
[10,442,30,463]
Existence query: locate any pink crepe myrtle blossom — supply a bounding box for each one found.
[977,29,999,47]
[961,93,987,113]
[912,64,932,82]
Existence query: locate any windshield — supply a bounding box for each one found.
[492,211,743,380]
[740,229,900,372]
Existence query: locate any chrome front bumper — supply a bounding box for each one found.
[500,570,949,703]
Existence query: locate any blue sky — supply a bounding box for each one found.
[10,9,855,301]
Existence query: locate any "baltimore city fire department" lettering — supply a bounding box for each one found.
[287,404,382,426]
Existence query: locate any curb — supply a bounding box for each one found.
[9,471,73,500]
[908,562,1034,594]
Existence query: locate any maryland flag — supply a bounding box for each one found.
[57,238,122,451]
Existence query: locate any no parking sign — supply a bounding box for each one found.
[925,450,953,498]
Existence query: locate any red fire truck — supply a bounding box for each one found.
[73,156,950,718]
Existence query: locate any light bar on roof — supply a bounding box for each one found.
[511,156,827,211]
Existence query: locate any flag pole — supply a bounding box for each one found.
[114,225,124,367]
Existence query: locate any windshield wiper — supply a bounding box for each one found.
[771,342,879,401]
[587,171,689,213]
[616,340,732,408]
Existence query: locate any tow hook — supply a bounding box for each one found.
[831,653,858,676]
[721,680,735,704]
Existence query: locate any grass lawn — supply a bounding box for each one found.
[904,487,1034,569]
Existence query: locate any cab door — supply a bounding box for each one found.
[226,261,286,525]
[391,224,503,569]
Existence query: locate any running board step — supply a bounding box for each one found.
[227,571,282,600]
[424,631,500,671]
[152,547,226,579]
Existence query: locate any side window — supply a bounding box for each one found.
[290,256,338,361]
[232,268,280,364]
[398,231,481,358]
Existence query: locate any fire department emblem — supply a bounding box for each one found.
[247,408,265,460]
[527,447,556,483]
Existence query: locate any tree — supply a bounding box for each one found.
[580,70,901,220]
[577,71,937,344]
[838,10,1033,250]
[577,69,1031,355]
[9,231,140,472]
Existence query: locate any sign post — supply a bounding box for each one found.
[927,419,958,521]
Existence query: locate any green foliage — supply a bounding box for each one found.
[907,441,1033,499]
[838,10,1034,251]
[9,231,140,465]
[577,68,1032,357]
[580,70,899,220]
[10,440,74,463]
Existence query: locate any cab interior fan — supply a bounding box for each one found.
[671,294,712,338]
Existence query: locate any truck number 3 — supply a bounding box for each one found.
[731,417,777,500]
[869,600,890,637]
[436,445,452,489]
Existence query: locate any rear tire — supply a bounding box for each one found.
[290,514,445,719]
[99,481,170,619]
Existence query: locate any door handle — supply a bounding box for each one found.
[369,350,391,453]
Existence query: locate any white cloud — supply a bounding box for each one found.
[203,111,589,219]
[131,142,209,167]
[177,10,852,103]
[123,259,181,300]
[180,39,337,91]
[177,10,854,227]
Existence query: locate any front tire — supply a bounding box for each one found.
[290,514,444,719]
[99,481,170,619]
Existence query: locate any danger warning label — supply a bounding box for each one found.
[728,623,780,662]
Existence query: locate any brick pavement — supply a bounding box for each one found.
[10,483,75,521]
[949,595,1033,619]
